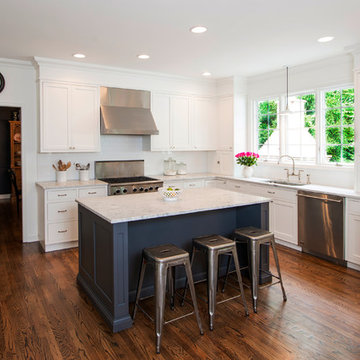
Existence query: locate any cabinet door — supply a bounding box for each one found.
[346,213,360,265]
[218,97,233,151]
[70,85,100,152]
[192,98,216,150]
[272,200,298,245]
[41,82,70,152]
[171,96,191,150]
[151,93,171,150]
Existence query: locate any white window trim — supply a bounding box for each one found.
[251,83,354,168]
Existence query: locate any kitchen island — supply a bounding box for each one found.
[76,188,270,332]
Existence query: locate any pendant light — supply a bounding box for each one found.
[280,66,292,116]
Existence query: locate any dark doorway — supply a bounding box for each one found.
[0,106,21,218]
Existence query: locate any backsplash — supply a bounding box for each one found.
[37,135,210,181]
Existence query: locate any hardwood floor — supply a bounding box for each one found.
[0,199,359,360]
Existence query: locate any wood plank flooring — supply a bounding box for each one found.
[0,199,359,359]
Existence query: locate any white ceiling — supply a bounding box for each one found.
[1,0,360,78]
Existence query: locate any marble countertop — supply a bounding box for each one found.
[76,187,270,224]
[36,179,107,190]
[155,172,360,199]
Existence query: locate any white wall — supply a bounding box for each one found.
[0,59,38,242]
[246,54,355,188]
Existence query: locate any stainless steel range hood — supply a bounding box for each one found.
[100,87,159,135]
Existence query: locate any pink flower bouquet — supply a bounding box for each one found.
[235,152,259,167]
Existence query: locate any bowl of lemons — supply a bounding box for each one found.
[160,186,182,201]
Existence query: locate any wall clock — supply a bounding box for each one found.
[0,73,5,93]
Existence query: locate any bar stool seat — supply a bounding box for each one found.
[182,235,249,331]
[133,244,203,354]
[224,227,287,313]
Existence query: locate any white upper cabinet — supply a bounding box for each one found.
[151,92,216,151]
[192,97,216,150]
[41,82,70,152]
[150,93,171,150]
[171,96,191,150]
[70,85,100,151]
[217,97,234,151]
[40,81,100,153]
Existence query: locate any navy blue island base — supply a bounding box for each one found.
[77,201,269,333]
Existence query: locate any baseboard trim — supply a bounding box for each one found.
[347,262,360,272]
[275,238,302,252]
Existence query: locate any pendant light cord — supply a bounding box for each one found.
[286,66,289,110]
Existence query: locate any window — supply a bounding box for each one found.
[284,93,316,161]
[254,86,354,166]
[257,99,279,159]
[324,88,354,163]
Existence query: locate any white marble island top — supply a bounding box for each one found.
[76,187,270,224]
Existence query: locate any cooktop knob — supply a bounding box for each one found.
[115,189,121,194]
[123,189,127,193]
[149,187,153,191]
[139,187,144,192]
[133,188,137,192]
[144,188,149,192]
[155,186,159,190]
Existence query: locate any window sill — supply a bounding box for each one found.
[258,160,354,171]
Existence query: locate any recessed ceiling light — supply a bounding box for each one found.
[202,72,212,76]
[190,26,208,34]
[73,53,86,59]
[137,54,150,60]
[317,36,334,43]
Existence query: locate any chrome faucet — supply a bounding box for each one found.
[278,155,303,181]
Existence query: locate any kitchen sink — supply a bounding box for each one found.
[266,179,305,186]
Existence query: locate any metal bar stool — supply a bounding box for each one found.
[182,235,249,331]
[133,244,203,354]
[223,227,287,313]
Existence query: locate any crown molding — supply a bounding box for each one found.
[0,57,34,69]
[33,56,216,85]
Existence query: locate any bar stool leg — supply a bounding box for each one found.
[250,240,260,313]
[180,247,196,307]
[154,262,168,354]
[168,267,176,310]
[208,249,218,330]
[183,258,204,335]
[270,237,287,301]
[133,257,146,320]
[221,254,232,293]
[231,248,249,316]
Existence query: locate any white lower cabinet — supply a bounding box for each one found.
[38,184,107,252]
[222,180,298,247]
[346,199,360,266]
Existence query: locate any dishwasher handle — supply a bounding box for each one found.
[297,193,343,203]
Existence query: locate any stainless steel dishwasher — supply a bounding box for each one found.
[298,190,345,265]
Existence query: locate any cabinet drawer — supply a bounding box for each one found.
[347,199,360,216]
[47,202,78,222]
[47,189,77,202]
[184,179,204,189]
[262,186,297,203]
[226,180,250,193]
[48,221,78,245]
[78,187,107,198]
